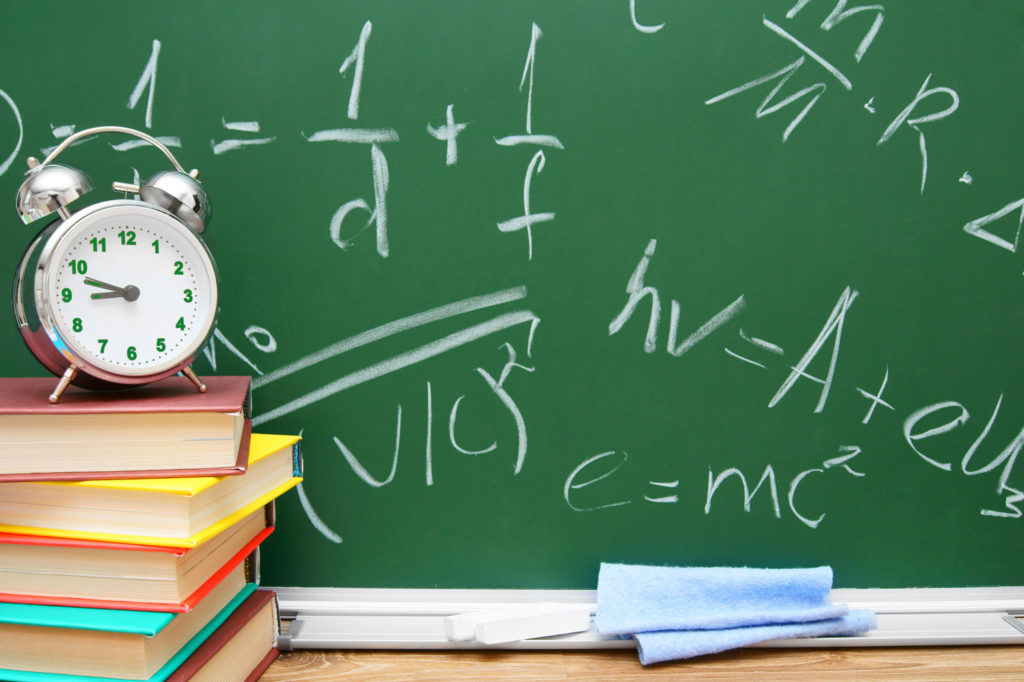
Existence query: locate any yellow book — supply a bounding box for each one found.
[0,434,301,548]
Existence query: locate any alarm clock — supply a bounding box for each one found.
[13,126,218,403]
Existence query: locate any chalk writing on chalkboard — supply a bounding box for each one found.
[0,9,1004,268]
[0,87,20,176]
[496,23,563,261]
[963,198,1024,255]
[608,239,747,358]
[302,20,397,258]
[564,445,870,530]
[3,1,1024,591]
[427,104,469,167]
[705,4,959,195]
[55,8,1011,543]
[37,39,180,164]
[572,234,1024,525]
[204,284,537,543]
[629,0,665,34]
[330,340,534,488]
[211,119,276,156]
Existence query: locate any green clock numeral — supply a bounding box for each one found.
[127,346,137,361]
[156,338,166,352]
[173,261,184,275]
[72,318,83,333]
[68,260,87,275]
[152,239,160,254]
[61,288,72,302]
[89,237,106,252]
[175,317,186,330]
[98,339,108,353]
[183,289,193,303]
[118,230,136,246]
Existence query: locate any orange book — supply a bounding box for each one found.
[0,505,274,612]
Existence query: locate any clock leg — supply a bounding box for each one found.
[181,366,207,393]
[49,366,78,404]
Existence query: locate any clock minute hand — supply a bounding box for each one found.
[84,277,140,302]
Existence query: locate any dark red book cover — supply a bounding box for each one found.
[0,375,253,481]
[0,375,251,415]
[244,648,281,682]
[166,589,280,682]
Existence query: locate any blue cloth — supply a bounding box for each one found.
[635,609,878,664]
[595,563,877,664]
[596,563,848,634]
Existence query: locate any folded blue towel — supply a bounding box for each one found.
[635,609,878,664]
[596,563,848,635]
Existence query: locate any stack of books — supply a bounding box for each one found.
[0,376,302,681]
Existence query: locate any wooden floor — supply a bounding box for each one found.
[262,646,1024,680]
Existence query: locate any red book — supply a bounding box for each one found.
[166,589,280,682]
[0,375,252,481]
[0,504,274,612]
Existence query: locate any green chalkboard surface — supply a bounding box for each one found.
[1,1,1023,590]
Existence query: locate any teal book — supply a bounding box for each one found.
[0,581,257,681]
[0,601,175,633]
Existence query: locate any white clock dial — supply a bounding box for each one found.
[42,203,218,377]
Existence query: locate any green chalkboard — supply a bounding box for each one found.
[1,1,1023,590]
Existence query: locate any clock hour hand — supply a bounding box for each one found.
[83,277,140,302]
[90,290,135,300]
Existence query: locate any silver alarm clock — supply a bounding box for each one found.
[13,126,218,403]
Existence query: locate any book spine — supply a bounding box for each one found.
[291,440,303,477]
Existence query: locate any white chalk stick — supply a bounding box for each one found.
[444,602,592,644]
[445,610,483,641]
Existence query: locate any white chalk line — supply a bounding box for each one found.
[253,310,539,426]
[739,328,784,355]
[302,128,399,144]
[252,286,527,390]
[494,134,564,149]
[724,347,767,368]
[762,16,852,90]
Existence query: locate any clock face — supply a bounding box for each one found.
[40,202,218,377]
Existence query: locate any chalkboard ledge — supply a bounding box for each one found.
[273,587,1024,650]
